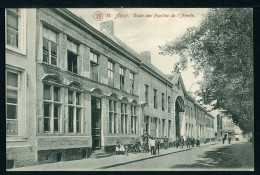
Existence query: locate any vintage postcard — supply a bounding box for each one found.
[5,8,253,171]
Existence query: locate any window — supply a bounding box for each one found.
[145,85,149,105]
[162,93,165,111]
[108,61,114,87]
[131,106,137,134]
[129,72,134,94]
[90,51,99,81]
[144,116,150,134]
[121,103,128,134]
[43,84,62,132]
[43,27,58,66]
[168,120,171,138]
[162,119,165,137]
[6,70,20,136]
[168,96,171,113]
[119,67,125,91]
[67,40,78,74]
[155,118,158,137]
[154,89,157,109]
[68,90,82,133]
[5,8,26,54]
[109,100,118,134]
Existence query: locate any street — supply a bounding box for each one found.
[11,141,253,171]
[104,141,253,170]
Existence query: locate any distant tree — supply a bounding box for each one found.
[159,8,253,133]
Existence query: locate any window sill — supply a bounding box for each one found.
[6,45,26,56]
[41,62,60,70]
[37,133,88,137]
[6,136,27,142]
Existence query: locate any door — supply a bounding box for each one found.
[91,97,101,150]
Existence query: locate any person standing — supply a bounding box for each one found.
[191,136,195,147]
[164,136,168,150]
[150,137,156,155]
[131,137,136,153]
[222,136,226,144]
[155,137,160,153]
[176,136,179,148]
[228,136,231,144]
[186,136,190,148]
[180,136,184,149]
[144,132,149,153]
[116,141,120,155]
[196,136,200,147]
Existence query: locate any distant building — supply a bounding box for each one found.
[222,117,236,140]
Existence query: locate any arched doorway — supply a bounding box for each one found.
[175,96,184,138]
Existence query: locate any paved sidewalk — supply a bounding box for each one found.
[11,141,220,171]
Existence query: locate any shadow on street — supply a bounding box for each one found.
[171,142,254,169]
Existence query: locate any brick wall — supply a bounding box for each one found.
[38,147,92,164]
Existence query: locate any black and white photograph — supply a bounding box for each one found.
[5,8,254,171]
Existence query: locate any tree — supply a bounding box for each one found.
[159,8,253,133]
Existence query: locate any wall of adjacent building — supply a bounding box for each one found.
[6,9,37,168]
[139,68,173,140]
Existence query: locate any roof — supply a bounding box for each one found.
[100,26,173,85]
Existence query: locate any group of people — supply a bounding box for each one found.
[115,141,128,155]
[175,136,201,148]
[222,135,232,144]
[115,132,169,156]
[142,132,169,155]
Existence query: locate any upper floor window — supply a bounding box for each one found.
[109,100,118,134]
[154,89,157,109]
[43,84,62,133]
[90,51,99,81]
[145,84,149,105]
[68,90,82,133]
[161,93,165,111]
[129,72,134,94]
[6,70,21,136]
[119,67,125,91]
[67,40,78,74]
[5,8,26,54]
[43,27,58,66]
[108,61,114,87]
[168,96,171,113]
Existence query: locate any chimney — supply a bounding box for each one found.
[141,51,151,63]
[100,21,114,35]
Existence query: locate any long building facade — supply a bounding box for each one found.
[6,8,215,168]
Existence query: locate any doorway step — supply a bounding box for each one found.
[91,150,111,159]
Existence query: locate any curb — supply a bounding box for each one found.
[97,142,220,169]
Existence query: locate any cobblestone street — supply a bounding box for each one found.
[11,140,253,171]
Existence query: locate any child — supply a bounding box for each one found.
[124,145,129,155]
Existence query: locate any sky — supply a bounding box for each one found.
[69,8,214,105]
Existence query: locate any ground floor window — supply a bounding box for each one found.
[6,70,21,136]
[162,119,165,137]
[131,105,137,134]
[168,120,171,138]
[121,103,128,134]
[43,84,62,133]
[144,116,150,134]
[68,90,82,133]
[109,100,118,134]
